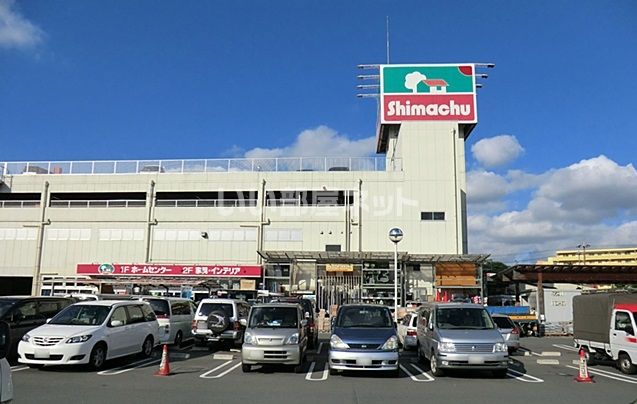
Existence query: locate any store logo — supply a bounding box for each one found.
[98,263,115,274]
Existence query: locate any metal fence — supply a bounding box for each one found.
[1,157,401,176]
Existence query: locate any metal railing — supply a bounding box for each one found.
[155,199,258,208]
[49,200,146,208]
[0,200,40,208]
[1,157,401,176]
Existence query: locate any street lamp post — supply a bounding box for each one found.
[388,228,403,319]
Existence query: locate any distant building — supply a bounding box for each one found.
[539,247,637,266]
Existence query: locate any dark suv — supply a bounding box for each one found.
[270,297,318,349]
[0,296,74,360]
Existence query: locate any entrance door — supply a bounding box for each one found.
[317,275,361,311]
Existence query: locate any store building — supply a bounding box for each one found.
[0,64,489,306]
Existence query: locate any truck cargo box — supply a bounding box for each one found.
[573,293,637,344]
[486,306,530,315]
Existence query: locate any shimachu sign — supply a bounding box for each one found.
[380,64,477,124]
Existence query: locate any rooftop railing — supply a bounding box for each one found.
[0,157,401,176]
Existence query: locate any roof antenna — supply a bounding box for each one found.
[386,16,390,64]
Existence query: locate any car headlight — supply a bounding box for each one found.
[285,333,299,345]
[438,341,456,352]
[21,333,31,342]
[330,334,350,350]
[494,342,508,352]
[380,335,399,351]
[244,331,254,345]
[66,335,92,344]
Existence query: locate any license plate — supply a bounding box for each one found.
[197,321,207,330]
[358,357,372,366]
[34,348,49,359]
[468,355,485,365]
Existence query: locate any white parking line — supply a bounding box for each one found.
[553,344,579,352]
[305,362,328,381]
[10,365,29,372]
[507,368,544,383]
[317,342,324,355]
[199,360,241,379]
[97,358,160,375]
[400,364,435,382]
[566,365,637,384]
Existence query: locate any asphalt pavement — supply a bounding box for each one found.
[9,336,637,404]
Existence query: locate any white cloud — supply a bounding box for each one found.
[0,0,44,50]
[244,125,375,158]
[468,155,637,263]
[471,135,524,168]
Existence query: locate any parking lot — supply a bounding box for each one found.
[7,336,637,404]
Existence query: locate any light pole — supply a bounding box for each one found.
[388,228,403,318]
[577,242,591,264]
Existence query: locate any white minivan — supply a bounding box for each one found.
[140,297,196,346]
[17,300,160,370]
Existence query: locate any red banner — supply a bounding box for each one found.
[76,263,262,278]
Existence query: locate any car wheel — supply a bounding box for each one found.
[27,364,44,369]
[174,331,183,347]
[493,368,508,378]
[389,367,400,377]
[329,367,338,376]
[88,343,107,370]
[241,363,251,373]
[618,353,637,374]
[140,336,154,358]
[429,351,444,377]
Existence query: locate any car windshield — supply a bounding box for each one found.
[144,299,170,317]
[198,303,233,317]
[492,316,514,329]
[49,305,111,326]
[337,306,393,328]
[249,307,298,328]
[436,307,495,330]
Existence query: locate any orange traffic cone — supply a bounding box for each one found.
[154,344,171,376]
[575,348,593,383]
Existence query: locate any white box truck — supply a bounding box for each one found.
[573,293,637,374]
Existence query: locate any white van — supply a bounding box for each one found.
[17,301,160,370]
[139,297,196,345]
[0,321,13,403]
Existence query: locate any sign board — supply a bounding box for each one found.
[380,64,477,124]
[77,263,262,278]
[240,279,256,290]
[326,263,354,273]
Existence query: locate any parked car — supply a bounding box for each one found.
[17,300,160,370]
[491,314,520,353]
[0,296,74,359]
[241,303,308,373]
[270,296,319,349]
[397,312,418,350]
[0,321,13,403]
[328,304,399,377]
[415,302,509,377]
[140,297,196,345]
[192,298,250,348]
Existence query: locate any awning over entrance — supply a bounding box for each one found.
[497,264,637,283]
[258,250,489,264]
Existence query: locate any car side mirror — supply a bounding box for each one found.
[0,321,10,360]
[393,321,398,329]
[331,317,336,328]
[428,323,434,331]
[239,318,247,327]
[110,320,124,327]
[46,318,52,324]
[305,312,310,319]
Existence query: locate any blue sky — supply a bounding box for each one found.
[1,0,637,263]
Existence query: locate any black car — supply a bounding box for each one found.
[270,297,319,349]
[0,296,74,360]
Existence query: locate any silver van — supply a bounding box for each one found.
[415,302,509,377]
[240,303,307,373]
[140,297,197,346]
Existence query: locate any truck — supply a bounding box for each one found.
[573,293,637,374]
[485,305,540,336]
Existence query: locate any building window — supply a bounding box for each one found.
[325,244,341,252]
[421,211,445,221]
